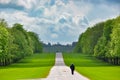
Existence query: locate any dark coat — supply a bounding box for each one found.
[70,64,75,71]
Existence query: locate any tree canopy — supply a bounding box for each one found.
[74,16,120,65]
[0,19,42,66]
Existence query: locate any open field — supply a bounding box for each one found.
[0,53,55,80]
[63,53,120,80]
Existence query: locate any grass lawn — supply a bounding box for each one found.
[0,53,55,80]
[63,53,120,80]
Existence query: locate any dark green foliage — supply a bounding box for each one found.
[75,16,120,65]
[94,20,113,58]
[28,32,43,53]
[0,20,42,66]
[74,22,104,54]
[107,16,120,64]
[94,16,120,64]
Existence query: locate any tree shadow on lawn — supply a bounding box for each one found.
[0,62,55,69]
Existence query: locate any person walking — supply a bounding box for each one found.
[70,64,75,75]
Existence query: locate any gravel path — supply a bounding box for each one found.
[40,53,89,80]
[24,53,89,80]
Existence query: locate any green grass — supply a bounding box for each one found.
[0,53,55,80]
[63,53,120,80]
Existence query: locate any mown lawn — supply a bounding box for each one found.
[0,53,55,80]
[63,53,120,80]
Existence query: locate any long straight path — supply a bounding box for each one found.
[40,53,89,80]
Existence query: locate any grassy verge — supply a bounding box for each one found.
[0,53,55,80]
[63,53,120,80]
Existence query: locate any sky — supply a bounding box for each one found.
[0,0,120,44]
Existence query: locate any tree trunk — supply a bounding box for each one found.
[116,57,118,65]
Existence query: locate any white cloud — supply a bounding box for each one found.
[0,0,11,4]
[0,2,97,44]
[88,3,120,27]
[17,0,37,9]
[44,5,57,17]
[0,0,119,44]
[0,10,36,30]
[69,1,92,16]
[51,33,58,38]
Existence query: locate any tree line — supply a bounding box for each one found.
[0,19,42,66]
[43,42,77,53]
[74,16,120,65]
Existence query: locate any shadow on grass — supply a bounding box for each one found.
[0,59,55,69]
[0,62,55,69]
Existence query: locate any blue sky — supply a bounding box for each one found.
[0,0,120,44]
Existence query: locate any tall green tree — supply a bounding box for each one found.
[108,16,120,64]
[94,19,113,59]
[74,22,104,54]
[11,23,33,61]
[28,32,43,53]
[75,16,120,65]
[0,19,43,66]
[0,19,10,65]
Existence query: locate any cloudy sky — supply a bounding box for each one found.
[0,0,120,44]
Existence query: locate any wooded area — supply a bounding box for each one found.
[0,19,42,66]
[43,42,76,53]
[74,16,120,65]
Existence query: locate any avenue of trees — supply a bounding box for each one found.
[74,16,120,65]
[0,19,42,66]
